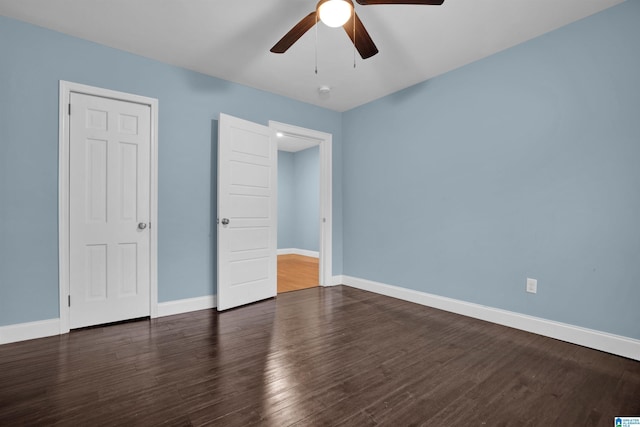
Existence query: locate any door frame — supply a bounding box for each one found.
[268,121,332,287]
[58,81,159,334]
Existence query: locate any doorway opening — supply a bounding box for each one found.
[277,142,319,293]
[270,121,332,294]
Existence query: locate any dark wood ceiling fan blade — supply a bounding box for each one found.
[270,12,318,54]
[343,12,379,59]
[356,0,444,5]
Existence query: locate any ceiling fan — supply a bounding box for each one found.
[270,0,445,60]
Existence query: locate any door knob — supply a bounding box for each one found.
[221,218,230,225]
[138,222,147,230]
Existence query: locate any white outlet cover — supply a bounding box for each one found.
[526,278,537,294]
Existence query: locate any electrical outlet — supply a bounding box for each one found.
[526,278,537,294]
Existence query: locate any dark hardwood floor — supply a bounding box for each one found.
[1,286,639,426]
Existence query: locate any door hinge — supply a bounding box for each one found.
[68,295,71,307]
[68,103,71,115]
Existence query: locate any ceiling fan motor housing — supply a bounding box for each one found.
[317,0,355,28]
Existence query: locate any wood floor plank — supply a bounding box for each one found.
[1,286,638,426]
[277,254,318,293]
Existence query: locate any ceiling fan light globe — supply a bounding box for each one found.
[318,0,353,28]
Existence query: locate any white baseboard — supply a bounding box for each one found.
[0,318,61,345]
[277,248,319,258]
[0,295,217,345]
[157,295,216,317]
[341,275,640,361]
[330,275,345,286]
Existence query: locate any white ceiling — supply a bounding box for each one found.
[277,133,320,152]
[0,0,625,112]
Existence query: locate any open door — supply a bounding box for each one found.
[217,113,277,311]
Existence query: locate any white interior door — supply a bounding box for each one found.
[69,92,151,328]
[217,113,277,311]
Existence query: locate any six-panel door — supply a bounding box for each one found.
[69,93,151,328]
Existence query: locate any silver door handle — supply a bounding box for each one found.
[138,222,147,230]
[221,218,230,225]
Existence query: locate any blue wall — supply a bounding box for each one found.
[277,146,320,252]
[277,151,295,249]
[294,146,320,252]
[342,1,640,339]
[0,16,343,326]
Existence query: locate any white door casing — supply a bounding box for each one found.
[59,81,159,333]
[217,113,277,311]
[268,121,332,287]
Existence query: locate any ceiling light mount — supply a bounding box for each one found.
[318,85,331,95]
[317,0,354,28]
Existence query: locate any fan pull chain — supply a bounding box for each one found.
[315,14,319,74]
[353,13,356,69]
